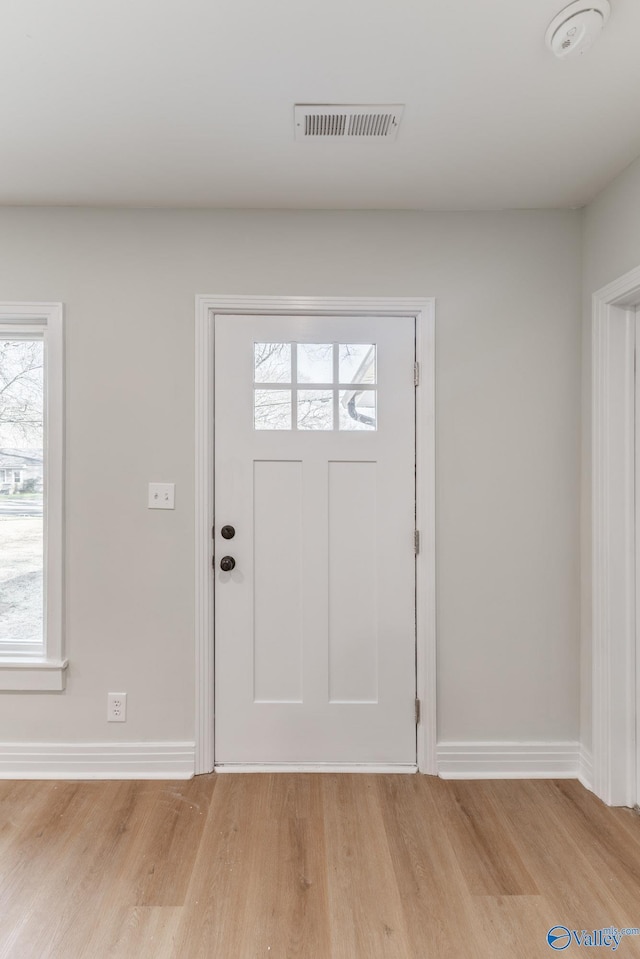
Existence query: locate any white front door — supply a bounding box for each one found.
[214,313,416,766]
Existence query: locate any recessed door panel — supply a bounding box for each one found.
[328,460,378,704]
[253,460,303,703]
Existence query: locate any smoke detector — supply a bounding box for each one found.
[545,1,610,58]
[294,105,404,141]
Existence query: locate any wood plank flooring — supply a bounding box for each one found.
[1,775,640,958]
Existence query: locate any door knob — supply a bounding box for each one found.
[221,525,236,540]
[220,556,236,572]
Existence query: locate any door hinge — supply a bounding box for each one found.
[414,361,420,387]
[415,698,421,724]
[414,530,420,554]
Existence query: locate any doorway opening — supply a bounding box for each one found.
[195,296,435,774]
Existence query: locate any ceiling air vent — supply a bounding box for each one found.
[294,105,404,142]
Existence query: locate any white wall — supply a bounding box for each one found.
[0,208,581,749]
[581,156,640,752]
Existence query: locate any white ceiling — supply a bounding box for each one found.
[1,0,640,210]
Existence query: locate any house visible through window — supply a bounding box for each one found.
[0,305,65,690]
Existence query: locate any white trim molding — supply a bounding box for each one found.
[0,659,68,691]
[579,746,594,792]
[0,741,195,779]
[195,295,436,776]
[592,264,640,807]
[437,741,583,780]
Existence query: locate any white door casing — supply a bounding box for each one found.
[194,295,436,775]
[214,314,416,767]
[637,305,640,809]
[591,265,640,807]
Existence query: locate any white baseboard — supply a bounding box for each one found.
[0,741,195,779]
[578,746,593,791]
[437,741,583,780]
[0,740,590,784]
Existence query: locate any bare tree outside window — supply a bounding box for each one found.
[297,390,333,430]
[0,341,44,446]
[254,343,291,384]
[0,339,44,647]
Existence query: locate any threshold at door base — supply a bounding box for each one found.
[214,763,418,774]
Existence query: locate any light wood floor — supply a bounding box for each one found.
[1,775,640,958]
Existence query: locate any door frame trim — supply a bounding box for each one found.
[195,295,436,775]
[591,264,640,806]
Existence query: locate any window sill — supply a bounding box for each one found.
[0,659,68,691]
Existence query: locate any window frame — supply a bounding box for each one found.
[0,303,65,691]
[252,341,379,432]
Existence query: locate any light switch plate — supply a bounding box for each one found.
[148,482,175,509]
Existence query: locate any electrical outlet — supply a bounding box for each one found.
[107,692,127,722]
